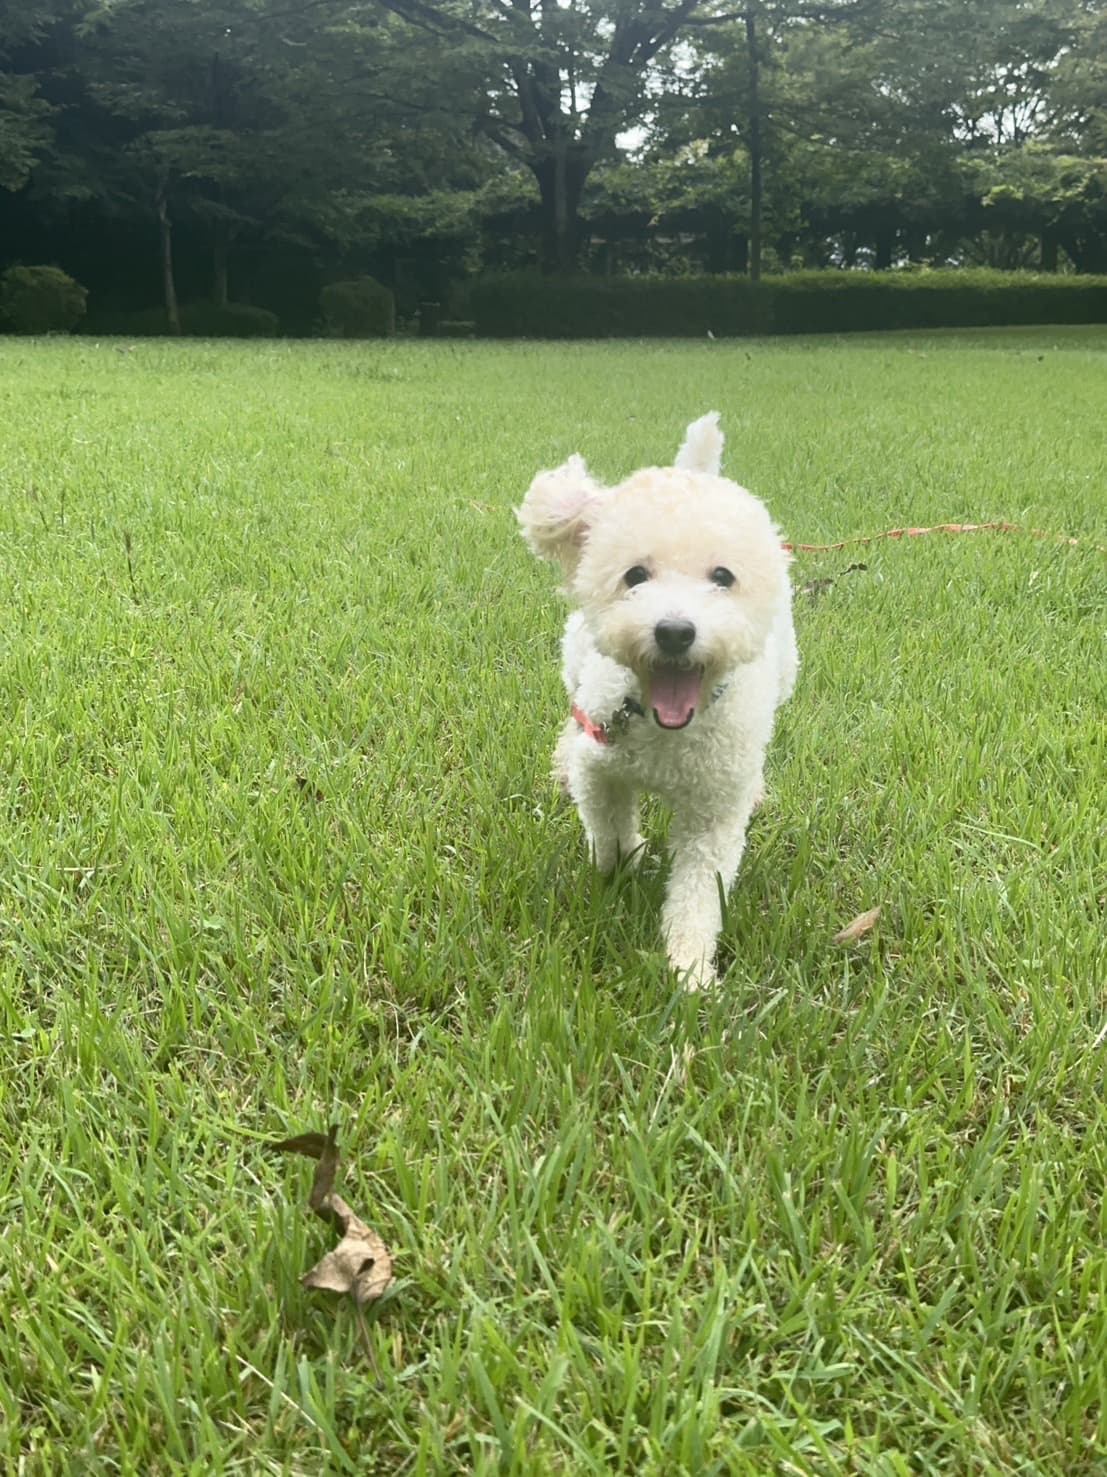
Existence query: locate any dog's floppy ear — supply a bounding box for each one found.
[674,411,724,476]
[516,454,604,578]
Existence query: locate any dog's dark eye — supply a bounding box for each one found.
[623,565,650,588]
[710,567,736,589]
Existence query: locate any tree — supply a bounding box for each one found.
[72,0,491,322]
[645,0,919,276]
[1050,1,1107,156]
[582,150,753,273]
[0,1,65,194]
[5,0,1106,309]
[772,5,964,268]
[371,0,747,271]
[0,73,53,193]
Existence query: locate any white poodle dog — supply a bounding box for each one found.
[517,413,797,989]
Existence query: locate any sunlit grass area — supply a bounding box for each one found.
[1,328,1105,1474]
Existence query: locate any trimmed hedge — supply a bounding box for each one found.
[319,277,395,338]
[470,269,1107,338]
[82,302,280,337]
[1,265,88,334]
[771,270,1107,334]
[182,302,279,337]
[470,274,769,338]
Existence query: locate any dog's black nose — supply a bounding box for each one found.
[654,619,696,656]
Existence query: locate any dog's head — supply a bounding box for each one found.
[517,413,790,731]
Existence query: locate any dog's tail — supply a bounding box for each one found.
[675,412,724,476]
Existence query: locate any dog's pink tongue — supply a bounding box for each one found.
[649,667,703,730]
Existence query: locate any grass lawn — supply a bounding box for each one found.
[1,327,1105,1475]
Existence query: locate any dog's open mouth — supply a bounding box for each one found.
[647,663,705,730]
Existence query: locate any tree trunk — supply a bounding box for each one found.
[156,181,182,335]
[1039,229,1059,273]
[533,145,591,273]
[874,227,894,271]
[745,4,762,283]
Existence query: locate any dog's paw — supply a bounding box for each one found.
[591,831,646,874]
[668,951,717,993]
[589,834,619,875]
[681,961,717,993]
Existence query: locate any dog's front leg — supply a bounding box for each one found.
[568,749,643,874]
[661,800,755,990]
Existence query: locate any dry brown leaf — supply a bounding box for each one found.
[308,1128,341,1212]
[270,1123,394,1315]
[802,576,835,599]
[803,562,869,601]
[302,1194,393,1306]
[833,906,881,943]
[269,1126,338,1160]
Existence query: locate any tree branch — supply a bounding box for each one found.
[375,0,499,46]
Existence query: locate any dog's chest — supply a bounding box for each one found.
[608,705,756,800]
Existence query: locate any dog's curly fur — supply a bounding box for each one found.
[518,413,797,989]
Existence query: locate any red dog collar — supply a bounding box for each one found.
[571,703,610,744]
[570,696,646,744]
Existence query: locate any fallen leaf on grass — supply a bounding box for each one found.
[802,562,869,600]
[802,576,835,599]
[269,1124,394,1310]
[271,1128,336,1159]
[833,906,881,943]
[302,1204,393,1305]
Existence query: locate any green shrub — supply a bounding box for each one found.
[470,269,1107,338]
[1,265,88,334]
[319,277,395,338]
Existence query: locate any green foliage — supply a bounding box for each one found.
[472,269,1107,337]
[4,0,1107,326]
[319,276,396,338]
[969,147,1107,273]
[0,264,87,333]
[0,70,54,192]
